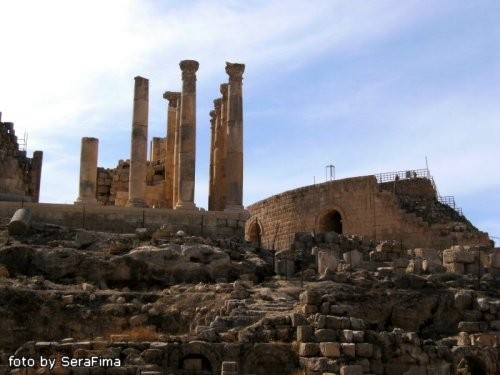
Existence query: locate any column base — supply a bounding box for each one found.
[74,197,99,205]
[126,198,148,208]
[175,201,198,210]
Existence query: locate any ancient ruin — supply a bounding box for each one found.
[77,60,247,216]
[1,59,499,374]
[0,113,43,203]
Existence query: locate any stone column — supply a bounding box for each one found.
[173,94,181,208]
[163,91,180,209]
[150,137,162,161]
[75,137,98,205]
[212,98,223,211]
[208,109,216,211]
[219,83,229,210]
[175,60,199,210]
[224,62,245,212]
[126,76,149,208]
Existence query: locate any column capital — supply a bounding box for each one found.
[213,98,222,110]
[209,110,216,126]
[225,62,245,81]
[180,60,199,75]
[163,91,181,107]
[220,83,229,99]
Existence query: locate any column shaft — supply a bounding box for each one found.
[219,83,229,210]
[175,60,199,210]
[212,98,223,211]
[173,95,181,207]
[208,109,216,211]
[126,76,149,207]
[163,91,181,209]
[224,63,245,212]
[75,137,98,205]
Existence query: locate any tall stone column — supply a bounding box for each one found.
[224,62,245,212]
[126,76,149,208]
[175,60,199,210]
[208,109,216,211]
[219,83,229,210]
[173,94,181,208]
[163,91,180,209]
[75,137,98,205]
[212,98,223,211]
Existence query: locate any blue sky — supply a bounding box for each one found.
[1,1,499,243]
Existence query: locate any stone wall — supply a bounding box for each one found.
[246,176,490,251]
[0,202,246,237]
[0,118,42,202]
[95,159,169,208]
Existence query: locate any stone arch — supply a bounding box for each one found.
[168,341,223,375]
[241,343,297,375]
[246,218,263,247]
[316,205,346,234]
[452,346,498,375]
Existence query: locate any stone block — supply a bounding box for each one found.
[355,342,373,357]
[340,343,355,357]
[343,249,363,266]
[457,332,470,346]
[339,364,363,375]
[340,330,353,342]
[326,315,350,329]
[443,246,476,264]
[300,290,321,305]
[454,291,473,311]
[314,329,336,342]
[330,305,353,316]
[321,301,331,314]
[297,325,314,342]
[444,262,464,274]
[352,330,365,343]
[475,297,490,312]
[490,250,500,268]
[291,312,308,327]
[350,317,365,330]
[318,250,338,275]
[299,357,329,373]
[299,342,319,357]
[303,304,318,314]
[470,333,497,347]
[319,342,341,357]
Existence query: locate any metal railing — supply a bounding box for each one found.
[374,168,431,183]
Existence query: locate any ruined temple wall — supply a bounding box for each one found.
[0,201,247,236]
[246,176,490,251]
[95,159,169,208]
[0,121,42,202]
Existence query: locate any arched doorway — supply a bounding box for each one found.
[247,220,262,247]
[318,209,343,233]
[178,354,212,375]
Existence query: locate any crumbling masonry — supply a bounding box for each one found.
[0,113,43,203]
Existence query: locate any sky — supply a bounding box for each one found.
[0,0,499,244]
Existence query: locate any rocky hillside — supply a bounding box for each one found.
[1,216,499,374]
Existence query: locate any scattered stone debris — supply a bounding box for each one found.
[0,216,499,374]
